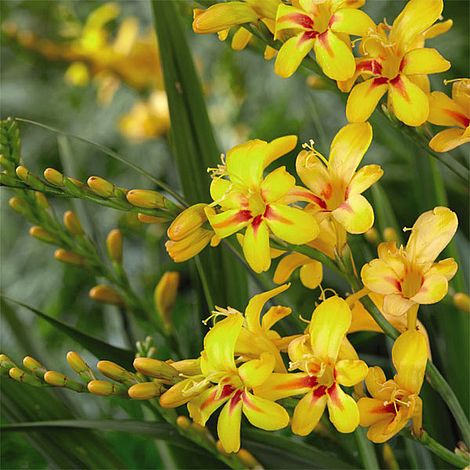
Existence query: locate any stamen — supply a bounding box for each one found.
[202,306,241,325]
[207,153,227,179]
[443,78,466,86]
[302,139,329,166]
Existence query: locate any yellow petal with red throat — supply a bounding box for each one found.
[264,135,298,167]
[332,193,374,234]
[452,79,470,111]
[239,353,276,388]
[231,27,253,50]
[193,3,258,34]
[274,33,315,78]
[243,219,271,273]
[346,78,388,123]
[206,208,252,239]
[410,273,448,304]
[300,260,323,289]
[242,391,290,430]
[348,165,383,195]
[292,390,328,436]
[217,393,243,453]
[254,372,315,401]
[401,48,450,75]
[314,30,355,81]
[390,0,443,53]
[406,207,458,265]
[328,122,373,183]
[430,128,470,152]
[327,384,360,433]
[361,259,400,295]
[367,412,409,443]
[330,8,375,37]
[392,330,427,394]
[275,4,314,36]
[295,151,331,200]
[389,74,429,126]
[188,384,234,426]
[428,91,468,127]
[210,179,243,210]
[335,359,368,387]
[265,203,320,244]
[245,284,290,332]
[261,167,296,203]
[309,296,351,362]
[203,313,244,373]
[358,397,394,427]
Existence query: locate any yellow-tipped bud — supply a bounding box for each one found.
[167,204,208,241]
[133,358,179,382]
[126,189,165,209]
[35,192,49,209]
[167,359,201,376]
[454,293,470,313]
[154,272,180,330]
[29,226,57,244]
[9,367,42,386]
[23,356,45,372]
[8,196,28,215]
[364,228,379,244]
[44,168,64,186]
[44,370,85,391]
[89,284,124,305]
[97,360,135,383]
[106,229,122,262]
[0,354,16,372]
[54,249,86,266]
[176,416,191,430]
[128,381,164,400]
[165,229,213,263]
[88,379,126,396]
[237,449,262,469]
[137,213,167,224]
[15,165,29,181]
[66,351,91,376]
[383,227,398,243]
[87,176,115,197]
[63,210,84,236]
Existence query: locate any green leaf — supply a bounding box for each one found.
[371,183,403,244]
[2,297,134,369]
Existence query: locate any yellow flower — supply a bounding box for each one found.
[295,123,382,239]
[165,204,220,263]
[160,312,289,453]
[357,330,427,443]
[206,136,320,273]
[255,296,368,436]
[273,252,323,289]
[428,79,470,152]
[344,0,450,127]
[361,207,458,317]
[274,0,375,79]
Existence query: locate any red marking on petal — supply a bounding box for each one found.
[251,215,263,235]
[313,385,327,398]
[385,276,400,291]
[390,75,410,102]
[444,109,470,128]
[200,384,235,410]
[327,384,342,409]
[274,375,318,390]
[242,392,262,412]
[289,189,327,209]
[371,76,388,88]
[212,210,252,229]
[338,200,354,213]
[357,60,383,75]
[279,13,314,30]
[300,30,318,44]
[318,31,332,56]
[229,389,243,414]
[264,205,294,225]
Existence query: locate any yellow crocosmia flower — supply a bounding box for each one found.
[160,313,289,453]
[428,79,470,152]
[255,296,368,436]
[361,207,458,317]
[165,204,219,263]
[357,330,427,443]
[273,0,375,80]
[344,0,450,127]
[206,136,320,273]
[294,123,382,243]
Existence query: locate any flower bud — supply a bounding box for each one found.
[126,189,165,209]
[106,229,122,262]
[0,354,16,373]
[44,168,64,186]
[137,213,167,224]
[29,226,57,244]
[176,416,191,430]
[34,192,49,209]
[167,204,208,241]
[97,360,135,383]
[454,293,470,313]
[128,381,164,400]
[9,196,29,216]
[88,379,127,396]
[383,227,398,242]
[133,358,179,382]
[9,367,42,386]
[15,165,29,182]
[169,359,201,376]
[16,166,47,191]
[63,210,84,236]
[87,176,115,197]
[66,351,94,381]
[165,229,213,263]
[154,272,180,330]
[89,284,124,305]
[364,227,378,244]
[54,249,87,266]
[23,356,46,376]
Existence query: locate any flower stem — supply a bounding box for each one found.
[354,427,379,470]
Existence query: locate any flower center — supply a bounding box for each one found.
[247,190,266,216]
[401,266,423,298]
[316,361,335,388]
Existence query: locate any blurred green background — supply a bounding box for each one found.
[1,0,468,468]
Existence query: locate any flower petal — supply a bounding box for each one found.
[275,4,314,35]
[273,253,312,284]
[335,359,368,387]
[254,372,316,401]
[274,33,315,78]
[242,390,290,430]
[309,296,351,361]
[348,164,383,195]
[364,366,389,400]
[295,151,331,203]
[392,330,427,394]
[358,397,394,427]
[265,203,319,244]
[261,167,296,203]
[206,208,252,239]
[383,293,415,317]
[367,414,407,443]
[292,389,327,436]
[327,384,360,433]
[328,122,373,183]
[193,3,258,34]
[300,260,323,289]
[389,74,429,127]
[426,258,458,280]
[361,259,400,295]
[264,135,298,167]
[203,313,244,372]
[429,128,469,152]
[332,193,374,234]
[401,48,450,75]
[406,207,458,264]
[262,305,292,330]
[314,30,355,81]
[231,27,252,50]
[188,385,234,426]
[410,273,448,304]
[243,219,271,273]
[160,378,208,408]
[217,393,243,453]
[330,8,375,37]
[238,353,276,389]
[428,91,469,127]
[346,78,388,123]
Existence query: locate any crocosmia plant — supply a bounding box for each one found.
[1,0,469,469]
